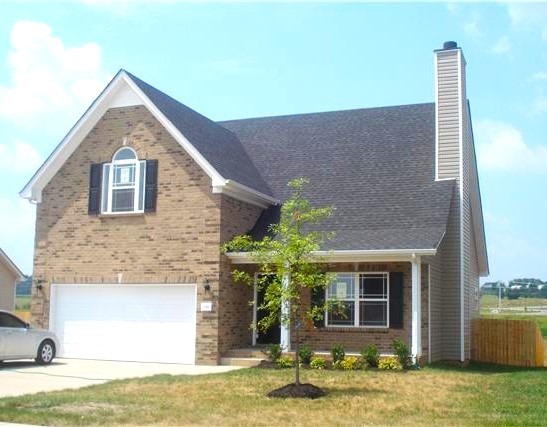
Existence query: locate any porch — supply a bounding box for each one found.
[224,250,433,363]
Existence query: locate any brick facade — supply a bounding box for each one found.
[31,105,261,364]
[297,262,414,355]
[31,104,433,364]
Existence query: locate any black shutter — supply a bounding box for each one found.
[311,286,326,328]
[389,272,404,329]
[144,159,158,212]
[88,163,102,215]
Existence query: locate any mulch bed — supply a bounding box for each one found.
[266,383,326,399]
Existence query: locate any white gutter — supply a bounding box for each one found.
[226,248,437,264]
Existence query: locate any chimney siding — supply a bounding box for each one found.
[435,47,466,180]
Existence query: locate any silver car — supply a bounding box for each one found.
[0,310,60,365]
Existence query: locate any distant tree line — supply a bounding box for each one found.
[481,278,547,300]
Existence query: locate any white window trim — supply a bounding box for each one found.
[325,271,390,329]
[101,148,146,215]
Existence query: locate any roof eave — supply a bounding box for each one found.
[20,70,277,209]
[226,248,437,264]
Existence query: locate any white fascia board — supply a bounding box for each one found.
[226,248,437,264]
[214,180,279,208]
[20,70,275,209]
[20,71,129,202]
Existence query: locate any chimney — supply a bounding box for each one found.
[434,41,467,180]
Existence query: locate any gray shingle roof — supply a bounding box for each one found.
[220,104,455,250]
[126,71,272,196]
[127,70,454,251]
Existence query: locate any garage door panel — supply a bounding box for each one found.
[50,284,196,364]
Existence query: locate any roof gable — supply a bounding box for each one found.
[20,70,276,207]
[0,247,24,281]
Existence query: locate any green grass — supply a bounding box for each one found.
[481,294,547,310]
[14,295,31,311]
[1,364,546,426]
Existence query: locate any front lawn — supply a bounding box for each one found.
[1,364,546,426]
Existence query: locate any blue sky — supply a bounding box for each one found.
[0,2,546,283]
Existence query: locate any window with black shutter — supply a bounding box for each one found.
[88,147,158,215]
[88,163,102,215]
[389,272,404,329]
[144,159,158,212]
[311,285,325,328]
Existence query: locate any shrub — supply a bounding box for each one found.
[378,356,403,371]
[310,356,327,370]
[331,344,345,364]
[267,343,283,362]
[299,345,314,364]
[276,355,294,369]
[340,356,362,370]
[360,344,380,368]
[392,339,411,370]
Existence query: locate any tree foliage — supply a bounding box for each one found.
[222,178,334,385]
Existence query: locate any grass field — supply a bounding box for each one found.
[0,363,546,426]
[14,295,31,311]
[481,294,547,310]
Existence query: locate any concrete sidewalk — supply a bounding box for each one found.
[0,358,242,398]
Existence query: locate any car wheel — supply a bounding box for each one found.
[36,340,55,365]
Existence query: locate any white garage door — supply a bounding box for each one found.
[50,284,196,364]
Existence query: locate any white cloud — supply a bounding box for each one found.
[0,20,110,123]
[492,36,511,55]
[0,197,36,274]
[533,72,547,81]
[475,120,547,173]
[0,140,43,173]
[484,210,510,227]
[464,21,481,39]
[534,92,547,114]
[508,4,547,43]
[446,3,458,15]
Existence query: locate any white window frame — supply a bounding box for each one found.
[101,147,146,214]
[325,272,390,329]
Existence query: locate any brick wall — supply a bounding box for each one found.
[297,262,412,354]
[31,105,261,364]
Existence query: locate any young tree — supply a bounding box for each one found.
[223,178,334,389]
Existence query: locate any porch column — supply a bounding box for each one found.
[280,269,290,351]
[411,255,422,362]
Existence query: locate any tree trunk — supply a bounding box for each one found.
[294,314,300,385]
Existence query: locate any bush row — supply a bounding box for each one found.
[266,340,415,371]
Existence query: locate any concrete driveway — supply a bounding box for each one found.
[0,358,242,398]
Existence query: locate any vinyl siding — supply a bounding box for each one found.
[440,183,461,360]
[424,249,443,362]
[0,261,17,311]
[436,49,462,180]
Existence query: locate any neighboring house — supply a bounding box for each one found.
[21,41,488,365]
[0,247,24,311]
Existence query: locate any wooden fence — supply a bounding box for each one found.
[472,318,545,367]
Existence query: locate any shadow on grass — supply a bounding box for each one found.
[426,361,547,374]
[325,386,386,397]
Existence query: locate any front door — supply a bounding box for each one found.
[255,276,281,345]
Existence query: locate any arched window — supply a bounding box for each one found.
[101,147,146,213]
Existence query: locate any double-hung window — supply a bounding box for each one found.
[101,147,146,214]
[327,272,389,328]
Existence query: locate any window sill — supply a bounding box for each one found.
[99,211,145,218]
[323,326,390,333]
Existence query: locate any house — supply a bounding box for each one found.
[21,41,488,365]
[0,247,24,311]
